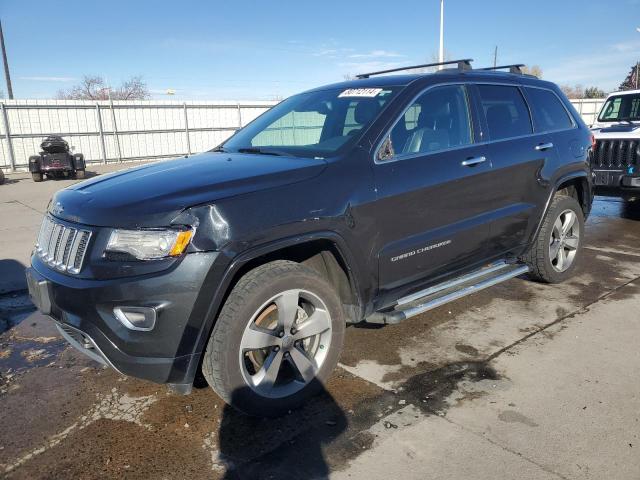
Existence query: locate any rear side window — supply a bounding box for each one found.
[477,85,532,141]
[525,87,574,132]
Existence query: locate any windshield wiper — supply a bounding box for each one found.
[237,147,283,156]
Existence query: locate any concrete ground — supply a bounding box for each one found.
[0,163,639,480]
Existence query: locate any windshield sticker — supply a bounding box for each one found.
[338,88,383,98]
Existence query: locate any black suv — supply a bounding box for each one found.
[26,60,593,416]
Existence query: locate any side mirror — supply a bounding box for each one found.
[377,136,395,162]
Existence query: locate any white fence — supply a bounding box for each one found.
[0,99,278,171]
[569,98,606,126]
[0,97,606,172]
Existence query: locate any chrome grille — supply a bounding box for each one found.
[35,216,91,274]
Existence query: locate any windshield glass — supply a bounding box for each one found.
[598,94,640,122]
[220,87,399,158]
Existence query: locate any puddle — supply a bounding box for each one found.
[0,291,66,393]
[0,291,35,335]
[0,338,66,371]
[591,196,640,221]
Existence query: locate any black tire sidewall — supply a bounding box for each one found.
[210,264,345,416]
[539,195,584,283]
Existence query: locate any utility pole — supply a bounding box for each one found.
[493,46,498,68]
[438,0,445,70]
[0,19,13,99]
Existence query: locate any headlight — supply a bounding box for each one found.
[105,228,194,260]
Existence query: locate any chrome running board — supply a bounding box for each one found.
[367,261,530,325]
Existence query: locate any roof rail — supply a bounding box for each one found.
[356,59,473,79]
[479,64,526,74]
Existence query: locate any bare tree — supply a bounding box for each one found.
[57,75,149,100]
[560,84,585,99]
[424,49,454,71]
[521,65,543,78]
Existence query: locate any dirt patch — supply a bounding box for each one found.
[5,419,212,480]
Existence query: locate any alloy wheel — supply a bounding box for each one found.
[549,209,580,273]
[238,289,332,399]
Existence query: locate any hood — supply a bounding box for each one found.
[592,122,640,139]
[51,152,327,227]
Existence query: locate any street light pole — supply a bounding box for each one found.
[0,19,13,99]
[438,0,445,70]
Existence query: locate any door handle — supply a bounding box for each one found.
[461,156,487,167]
[535,142,554,151]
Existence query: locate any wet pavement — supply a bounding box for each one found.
[1,166,639,479]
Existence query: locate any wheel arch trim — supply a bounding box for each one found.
[188,230,364,374]
[532,171,591,243]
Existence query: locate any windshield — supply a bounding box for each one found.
[220,87,399,158]
[598,93,640,122]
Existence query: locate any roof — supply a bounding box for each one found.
[606,89,640,97]
[304,69,556,94]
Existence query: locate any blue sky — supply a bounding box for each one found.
[2,0,640,100]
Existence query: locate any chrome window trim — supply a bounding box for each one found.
[374,81,578,165]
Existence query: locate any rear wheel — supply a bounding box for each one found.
[31,172,43,182]
[202,260,345,417]
[522,194,584,283]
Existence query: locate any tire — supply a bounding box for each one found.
[31,172,43,182]
[522,194,584,283]
[202,260,345,417]
[75,169,86,179]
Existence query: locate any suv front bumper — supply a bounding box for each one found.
[26,251,219,385]
[593,170,640,197]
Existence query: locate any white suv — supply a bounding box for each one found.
[591,90,640,199]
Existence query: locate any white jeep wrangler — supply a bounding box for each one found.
[591,90,640,199]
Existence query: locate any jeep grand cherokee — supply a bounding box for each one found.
[26,60,593,416]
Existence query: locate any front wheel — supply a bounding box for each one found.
[522,194,584,283]
[202,260,345,417]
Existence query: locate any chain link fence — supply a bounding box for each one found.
[0,99,278,171]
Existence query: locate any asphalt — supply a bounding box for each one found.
[0,163,639,479]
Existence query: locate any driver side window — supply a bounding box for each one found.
[380,85,472,161]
